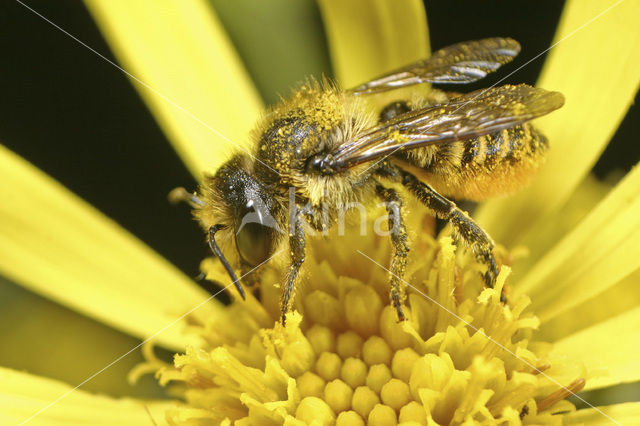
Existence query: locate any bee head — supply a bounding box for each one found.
[198,155,282,271]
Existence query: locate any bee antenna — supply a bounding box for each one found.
[208,225,246,300]
[168,187,205,208]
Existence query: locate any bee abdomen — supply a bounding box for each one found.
[460,124,547,169]
[394,123,549,201]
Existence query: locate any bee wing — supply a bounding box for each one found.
[349,38,521,95]
[326,85,564,171]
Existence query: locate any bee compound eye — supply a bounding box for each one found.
[235,222,273,266]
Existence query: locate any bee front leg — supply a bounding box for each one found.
[376,184,410,321]
[399,169,499,290]
[281,204,306,325]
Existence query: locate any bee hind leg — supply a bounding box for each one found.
[376,184,410,321]
[399,168,500,293]
[280,204,306,325]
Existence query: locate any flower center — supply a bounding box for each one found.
[147,227,585,425]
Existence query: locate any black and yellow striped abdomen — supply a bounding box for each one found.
[393,123,549,201]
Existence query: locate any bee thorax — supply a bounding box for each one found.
[305,153,338,176]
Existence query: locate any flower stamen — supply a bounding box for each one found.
[153,227,590,425]
[531,363,551,375]
[536,377,587,412]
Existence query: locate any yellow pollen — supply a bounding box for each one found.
[296,396,335,425]
[380,305,414,349]
[391,347,421,382]
[297,371,325,398]
[344,285,383,336]
[399,401,428,423]
[307,324,335,354]
[324,379,354,413]
[380,378,412,410]
[336,410,365,426]
[366,363,393,393]
[368,403,398,425]
[362,336,392,365]
[336,331,364,358]
[316,351,342,381]
[352,385,380,418]
[341,357,368,388]
[305,290,342,327]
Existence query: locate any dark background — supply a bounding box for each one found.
[0,0,638,402]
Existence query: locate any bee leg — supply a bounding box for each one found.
[399,169,500,290]
[376,184,410,321]
[281,204,306,325]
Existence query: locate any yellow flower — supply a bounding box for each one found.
[1,0,640,425]
[156,226,592,425]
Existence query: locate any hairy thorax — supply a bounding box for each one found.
[253,83,377,207]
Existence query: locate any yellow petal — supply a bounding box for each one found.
[0,277,163,397]
[564,402,640,425]
[478,0,640,245]
[506,173,613,276]
[317,0,429,88]
[0,367,177,425]
[516,164,640,322]
[0,145,220,350]
[537,267,640,343]
[85,0,263,178]
[551,306,640,390]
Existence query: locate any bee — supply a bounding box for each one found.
[173,38,564,324]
